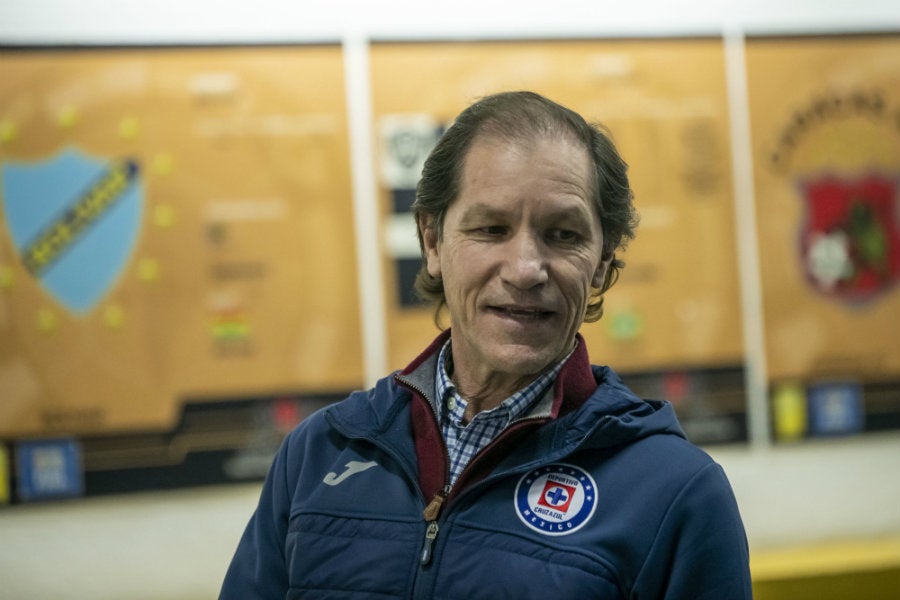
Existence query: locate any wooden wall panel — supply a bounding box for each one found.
[746,35,900,381]
[370,39,743,372]
[0,47,362,436]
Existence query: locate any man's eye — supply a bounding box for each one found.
[549,229,580,243]
[477,226,507,235]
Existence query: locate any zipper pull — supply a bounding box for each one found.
[420,521,439,566]
[420,485,450,566]
[422,492,445,522]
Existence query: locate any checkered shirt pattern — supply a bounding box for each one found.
[435,340,568,485]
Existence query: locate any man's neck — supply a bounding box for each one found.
[451,370,542,422]
[441,336,576,421]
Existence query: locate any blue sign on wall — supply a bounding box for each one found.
[15,438,84,501]
[807,381,864,436]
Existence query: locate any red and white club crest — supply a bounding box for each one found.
[798,173,900,302]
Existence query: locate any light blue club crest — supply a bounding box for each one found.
[1,147,143,315]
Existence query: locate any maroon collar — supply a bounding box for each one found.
[550,333,601,418]
[400,329,598,414]
[398,330,600,506]
[399,329,452,379]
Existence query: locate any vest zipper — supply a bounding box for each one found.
[420,483,451,566]
[398,374,555,568]
[395,374,453,570]
[420,521,440,565]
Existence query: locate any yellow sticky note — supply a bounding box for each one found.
[0,445,9,504]
[152,153,174,176]
[57,105,80,129]
[153,204,175,228]
[0,266,13,290]
[119,117,141,140]
[0,120,17,144]
[37,308,58,332]
[773,382,807,441]
[137,258,160,282]
[103,304,125,328]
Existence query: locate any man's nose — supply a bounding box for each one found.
[501,232,549,289]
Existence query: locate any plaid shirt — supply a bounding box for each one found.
[435,340,569,485]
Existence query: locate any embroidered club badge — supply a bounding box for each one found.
[515,463,597,536]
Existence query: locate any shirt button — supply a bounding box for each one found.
[448,397,457,411]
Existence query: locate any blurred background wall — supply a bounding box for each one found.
[1,1,899,598]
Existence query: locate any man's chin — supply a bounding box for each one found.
[487,344,562,377]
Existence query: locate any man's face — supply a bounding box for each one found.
[422,133,609,383]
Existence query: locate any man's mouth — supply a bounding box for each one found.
[489,306,554,321]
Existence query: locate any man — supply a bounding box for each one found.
[221,91,752,598]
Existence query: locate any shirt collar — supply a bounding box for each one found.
[434,339,572,426]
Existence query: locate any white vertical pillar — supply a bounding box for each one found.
[723,26,771,447]
[343,32,388,387]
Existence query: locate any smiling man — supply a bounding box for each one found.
[420,129,608,415]
[221,91,752,599]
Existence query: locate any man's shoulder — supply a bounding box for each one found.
[305,372,411,434]
[277,375,408,457]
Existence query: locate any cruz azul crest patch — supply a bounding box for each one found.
[799,173,900,302]
[515,464,597,536]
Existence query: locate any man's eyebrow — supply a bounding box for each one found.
[457,203,509,226]
[457,202,595,226]
[548,204,595,223]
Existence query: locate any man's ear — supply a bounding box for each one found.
[592,252,614,289]
[418,214,442,278]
